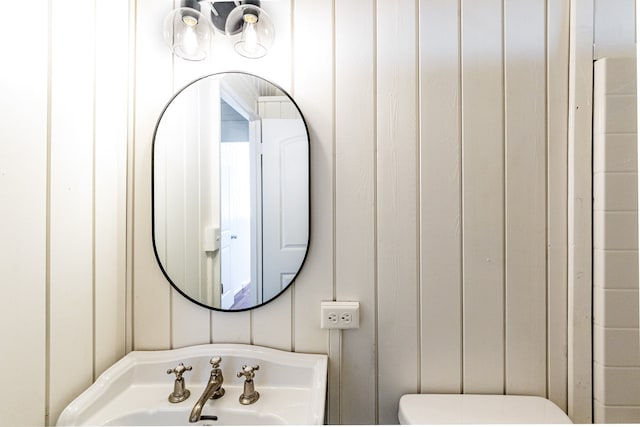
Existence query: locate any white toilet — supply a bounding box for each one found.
[398,394,572,424]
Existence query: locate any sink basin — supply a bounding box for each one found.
[56,343,327,426]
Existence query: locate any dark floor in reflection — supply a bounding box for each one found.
[230,285,252,310]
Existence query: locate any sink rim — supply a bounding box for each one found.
[56,343,328,426]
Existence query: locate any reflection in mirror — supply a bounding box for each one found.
[152,72,309,311]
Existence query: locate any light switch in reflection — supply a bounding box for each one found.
[204,227,221,252]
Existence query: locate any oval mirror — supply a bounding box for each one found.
[152,72,310,311]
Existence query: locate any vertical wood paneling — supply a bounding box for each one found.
[289,3,334,417]
[291,0,334,354]
[170,55,213,349]
[504,0,547,397]
[209,281,251,341]
[94,0,129,377]
[172,293,211,348]
[210,312,251,343]
[419,0,462,393]
[568,0,594,422]
[16,2,588,424]
[461,0,505,393]
[132,0,173,350]
[335,0,377,423]
[251,289,293,350]
[547,0,570,411]
[48,0,95,422]
[376,0,419,423]
[0,1,602,424]
[0,0,48,423]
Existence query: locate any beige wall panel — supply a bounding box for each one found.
[419,0,463,393]
[504,0,547,397]
[133,0,174,350]
[291,0,333,355]
[171,292,212,348]
[251,289,293,351]
[461,0,505,393]
[0,0,48,424]
[376,0,420,423]
[335,0,377,423]
[48,0,96,422]
[94,0,130,377]
[210,311,251,343]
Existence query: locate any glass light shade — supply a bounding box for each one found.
[225,5,275,59]
[163,7,213,61]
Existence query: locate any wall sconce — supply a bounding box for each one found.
[163,0,275,61]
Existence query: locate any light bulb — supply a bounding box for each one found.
[241,16,259,56]
[182,15,197,27]
[182,25,199,58]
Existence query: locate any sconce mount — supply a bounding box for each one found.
[210,1,261,35]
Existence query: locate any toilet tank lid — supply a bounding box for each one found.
[398,394,572,425]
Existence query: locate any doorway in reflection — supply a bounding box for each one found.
[218,97,309,310]
[220,141,252,309]
[219,100,257,310]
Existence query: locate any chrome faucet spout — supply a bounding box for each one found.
[189,357,225,423]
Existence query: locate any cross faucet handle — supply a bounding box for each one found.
[167,363,192,380]
[166,363,192,403]
[210,356,222,369]
[237,364,260,380]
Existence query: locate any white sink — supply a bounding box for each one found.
[56,344,327,426]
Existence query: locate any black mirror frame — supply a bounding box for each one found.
[151,71,311,312]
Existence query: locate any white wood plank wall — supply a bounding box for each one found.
[0,0,49,424]
[10,0,630,425]
[0,0,130,425]
[130,0,571,424]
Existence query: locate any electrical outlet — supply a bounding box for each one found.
[327,312,338,324]
[340,312,352,324]
[320,301,360,329]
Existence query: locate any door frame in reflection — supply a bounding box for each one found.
[219,87,262,310]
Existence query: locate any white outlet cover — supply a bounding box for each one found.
[320,301,360,329]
